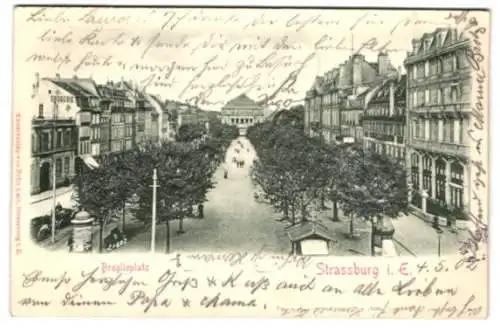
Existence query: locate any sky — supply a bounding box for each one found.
[14,7,487,111]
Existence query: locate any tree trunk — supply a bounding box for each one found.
[98,218,104,253]
[349,214,354,238]
[178,217,185,234]
[370,218,376,256]
[320,193,326,210]
[332,199,339,222]
[301,199,307,222]
[164,220,171,254]
[291,206,296,224]
[122,201,126,232]
[283,198,289,221]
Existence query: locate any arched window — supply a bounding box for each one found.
[422,156,433,193]
[450,162,464,208]
[435,158,446,202]
[411,153,420,189]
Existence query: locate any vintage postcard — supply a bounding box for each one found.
[10,6,489,318]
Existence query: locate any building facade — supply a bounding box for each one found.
[362,73,407,165]
[405,28,471,220]
[304,53,398,144]
[221,94,264,135]
[31,118,77,194]
[145,94,165,142]
[97,81,136,153]
[33,74,102,175]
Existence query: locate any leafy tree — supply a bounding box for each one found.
[96,151,138,232]
[339,147,409,255]
[251,123,328,223]
[71,159,120,252]
[177,123,205,142]
[131,136,222,253]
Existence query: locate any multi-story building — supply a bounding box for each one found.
[220,93,264,135]
[97,81,136,153]
[31,117,77,194]
[361,72,407,165]
[405,27,471,220]
[164,100,220,138]
[32,74,101,174]
[145,94,164,142]
[97,94,112,155]
[161,100,179,141]
[304,53,397,144]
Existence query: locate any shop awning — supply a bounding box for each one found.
[81,155,100,169]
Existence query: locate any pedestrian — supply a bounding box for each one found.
[198,204,204,219]
[67,235,74,252]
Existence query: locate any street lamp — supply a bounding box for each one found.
[150,168,159,253]
[432,216,443,257]
[51,89,61,243]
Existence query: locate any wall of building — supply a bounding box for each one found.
[405,29,471,218]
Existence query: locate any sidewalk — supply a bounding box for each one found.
[37,209,142,252]
[311,201,467,257]
[31,185,74,204]
[392,212,467,257]
[312,202,371,256]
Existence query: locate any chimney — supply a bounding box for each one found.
[411,39,419,54]
[338,64,346,87]
[377,52,390,75]
[72,74,78,80]
[55,73,61,79]
[352,54,363,86]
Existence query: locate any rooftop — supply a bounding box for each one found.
[222,93,263,111]
[285,221,336,242]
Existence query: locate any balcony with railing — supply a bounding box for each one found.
[408,69,471,88]
[78,112,92,124]
[410,102,470,114]
[409,138,469,158]
[360,114,405,122]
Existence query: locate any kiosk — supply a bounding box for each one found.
[285,221,336,256]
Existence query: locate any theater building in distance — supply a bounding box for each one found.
[220,94,264,135]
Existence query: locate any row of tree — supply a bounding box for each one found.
[247,118,409,255]
[72,122,239,253]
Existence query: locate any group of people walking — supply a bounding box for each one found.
[233,157,245,168]
[224,139,254,179]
